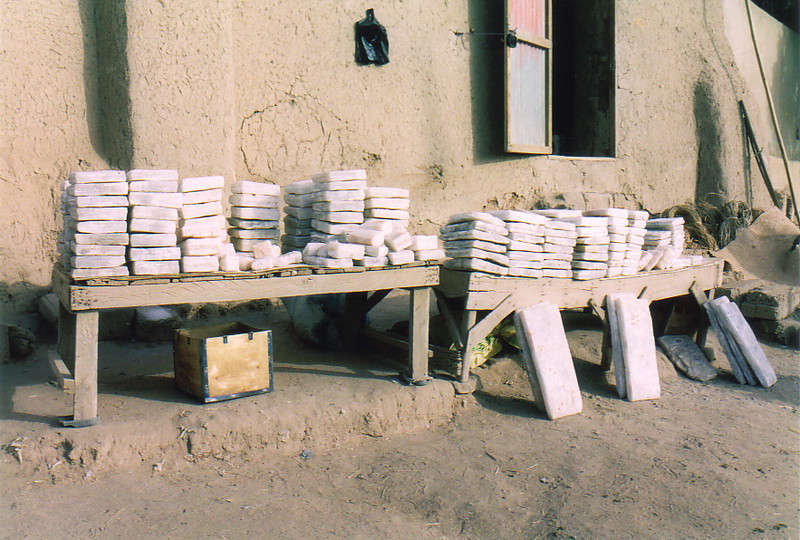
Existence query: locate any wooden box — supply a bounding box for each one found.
[173,322,273,403]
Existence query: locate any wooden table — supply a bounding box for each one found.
[51,263,440,427]
[435,259,725,383]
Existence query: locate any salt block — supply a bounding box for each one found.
[643,230,671,240]
[573,244,609,254]
[360,218,399,234]
[628,210,649,221]
[180,176,224,193]
[561,216,608,228]
[364,208,409,220]
[70,170,127,184]
[313,256,356,269]
[544,235,577,247]
[571,260,608,270]
[346,228,385,247]
[646,217,684,230]
[507,240,544,252]
[607,233,627,243]
[277,251,303,266]
[180,238,221,256]
[128,179,178,193]
[613,295,660,401]
[70,243,125,256]
[532,209,582,219]
[284,193,314,207]
[253,240,281,259]
[71,255,126,269]
[312,179,367,192]
[488,209,549,225]
[283,180,315,196]
[356,256,389,267]
[414,248,445,261]
[657,335,717,382]
[365,187,409,198]
[231,206,280,221]
[542,243,574,254]
[572,269,607,280]
[629,219,648,229]
[506,222,545,235]
[302,242,327,256]
[365,197,410,210]
[70,207,128,221]
[607,225,628,236]
[385,230,413,252]
[128,247,181,261]
[182,189,222,205]
[364,244,389,257]
[605,294,628,398]
[313,200,365,213]
[441,229,510,246]
[544,222,578,234]
[181,255,219,273]
[180,223,225,240]
[444,257,508,276]
[388,249,415,265]
[508,267,542,278]
[130,260,180,275]
[238,255,255,270]
[127,169,178,181]
[312,189,365,203]
[285,206,315,220]
[180,201,223,220]
[440,220,508,237]
[704,298,753,385]
[129,218,176,234]
[608,251,626,263]
[608,243,627,253]
[229,218,279,230]
[583,208,628,219]
[284,215,313,229]
[312,220,358,235]
[410,235,438,251]
[282,234,310,248]
[327,241,365,259]
[541,253,573,262]
[69,195,129,208]
[229,228,281,240]
[653,246,680,270]
[571,252,609,262]
[231,180,281,196]
[620,267,636,276]
[514,302,582,419]
[446,212,506,229]
[219,243,235,257]
[312,169,367,183]
[129,233,177,247]
[218,254,240,272]
[229,193,279,208]
[250,256,277,271]
[541,269,572,278]
[129,192,182,208]
[507,232,543,244]
[75,220,127,234]
[314,210,364,224]
[73,233,129,245]
[445,248,509,267]
[71,266,129,279]
[443,239,507,254]
[714,298,777,387]
[68,182,129,196]
[606,217,628,228]
[508,258,543,270]
[627,235,645,246]
[130,205,178,221]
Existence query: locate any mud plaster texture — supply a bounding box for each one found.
[1,0,798,317]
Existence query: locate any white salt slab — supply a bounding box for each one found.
[704,298,753,384]
[572,269,608,280]
[608,243,627,253]
[129,218,176,234]
[128,179,178,193]
[513,302,582,419]
[327,241,365,259]
[130,206,178,221]
[442,229,510,245]
[627,235,645,246]
[71,255,127,269]
[250,256,277,271]
[447,212,506,229]
[70,207,128,221]
[508,258,543,268]
[410,235,438,251]
[415,248,446,261]
[230,206,279,221]
[314,210,364,224]
[364,245,389,257]
[542,243,574,254]
[219,254,240,272]
[583,208,628,219]
[346,228,385,247]
[231,181,281,196]
[68,182,129,196]
[359,219,401,234]
[713,298,777,387]
[253,241,282,259]
[541,269,572,278]
[620,267,637,276]
[129,260,180,275]
[128,247,181,261]
[229,218,279,230]
[385,230,413,252]
[613,295,661,401]
[181,238,221,256]
[284,206,315,220]
[573,244,609,254]
[572,251,609,262]
[628,210,649,220]
[302,242,326,256]
[508,252,543,262]
[606,217,628,228]
[229,193,279,208]
[508,267,542,278]
[73,233,129,245]
[575,226,609,237]
[313,200,366,213]
[444,257,508,276]
[444,239,509,254]
[71,266,130,279]
[356,256,390,267]
[70,243,125,256]
[283,180,315,196]
[182,189,222,205]
[312,189,365,203]
[130,233,177,247]
[129,192,182,208]
[653,246,680,270]
[544,235,578,247]
[181,255,220,272]
[445,248,509,267]
[229,229,281,240]
[126,169,179,182]
[69,195,129,208]
[440,220,507,237]
[312,169,367,183]
[180,176,225,193]
[629,219,648,229]
[312,179,367,192]
[532,209,582,219]
[364,208,409,220]
[75,220,127,234]
[544,222,578,234]
[238,255,255,270]
[488,210,549,225]
[388,250,415,265]
[284,193,314,207]
[507,232,544,244]
[506,223,545,236]
[541,253,573,262]
[561,216,608,227]
[366,187,409,198]
[608,251,626,263]
[277,251,303,266]
[571,260,608,270]
[606,293,628,398]
[303,255,355,268]
[180,201,223,220]
[575,235,610,245]
[180,223,226,240]
[646,217,684,230]
[607,225,629,236]
[312,220,358,235]
[507,243,544,254]
[70,170,127,184]
[365,197,410,210]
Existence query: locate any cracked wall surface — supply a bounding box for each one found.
[1,0,796,316]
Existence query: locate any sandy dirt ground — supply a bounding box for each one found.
[1,310,798,539]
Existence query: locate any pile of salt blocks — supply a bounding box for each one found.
[640,216,702,271]
[227,180,281,268]
[127,169,182,275]
[282,179,315,252]
[364,186,411,227]
[310,169,367,243]
[176,175,229,273]
[441,212,512,275]
[60,170,130,279]
[492,210,548,278]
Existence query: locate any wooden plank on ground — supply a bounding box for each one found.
[514,302,582,420]
[714,298,777,387]
[614,294,661,401]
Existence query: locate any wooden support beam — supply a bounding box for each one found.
[67,310,99,426]
[460,295,515,383]
[433,289,465,349]
[408,287,431,384]
[459,310,478,383]
[364,289,392,314]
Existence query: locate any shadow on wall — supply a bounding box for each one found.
[468,0,528,165]
[694,77,728,207]
[79,0,133,170]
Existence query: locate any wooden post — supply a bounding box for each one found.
[459,309,478,383]
[57,302,77,372]
[408,287,431,383]
[70,311,99,426]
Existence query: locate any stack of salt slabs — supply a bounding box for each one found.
[127,169,181,275]
[533,210,580,279]
[310,169,367,244]
[282,179,315,252]
[624,210,649,275]
[364,187,410,229]
[178,176,227,273]
[61,170,130,279]
[228,180,281,267]
[639,216,700,271]
[441,212,509,275]
[582,209,630,277]
[246,239,302,272]
[488,210,547,278]
[568,216,610,280]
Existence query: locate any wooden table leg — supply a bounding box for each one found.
[408,287,431,384]
[62,310,100,427]
[459,309,477,383]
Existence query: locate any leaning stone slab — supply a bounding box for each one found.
[613,294,660,401]
[656,335,717,381]
[714,298,777,387]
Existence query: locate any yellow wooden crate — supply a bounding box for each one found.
[173,322,273,403]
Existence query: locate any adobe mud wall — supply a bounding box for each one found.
[1,0,794,317]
